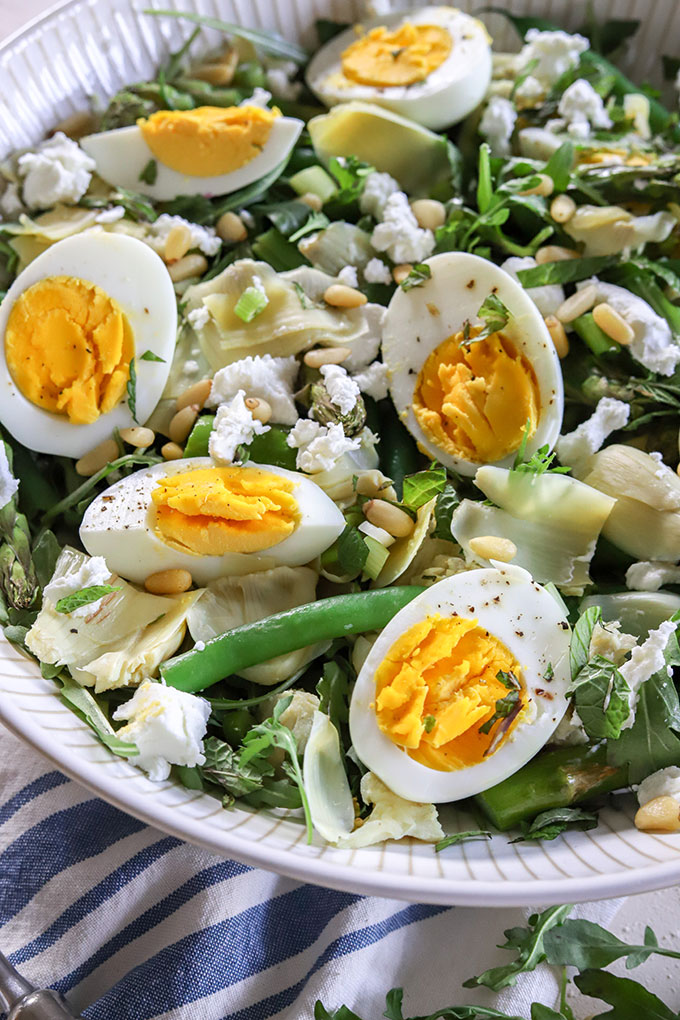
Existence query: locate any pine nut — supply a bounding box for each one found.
[167,254,208,283]
[356,471,398,502]
[176,378,212,412]
[392,264,413,285]
[544,315,570,359]
[169,404,199,444]
[634,795,680,833]
[216,211,247,243]
[323,284,367,308]
[244,397,272,424]
[144,568,193,595]
[549,194,576,224]
[75,438,119,477]
[364,499,414,538]
[164,223,193,263]
[410,198,446,231]
[161,442,184,461]
[299,192,323,211]
[535,245,580,264]
[119,426,155,447]
[468,535,518,562]
[570,205,626,230]
[52,109,97,140]
[592,302,635,346]
[556,284,599,324]
[519,173,554,197]
[303,346,351,368]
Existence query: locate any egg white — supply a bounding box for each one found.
[80,116,304,201]
[0,232,176,457]
[382,251,564,477]
[79,456,346,585]
[306,6,492,131]
[349,564,572,803]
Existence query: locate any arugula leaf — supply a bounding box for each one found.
[479,690,521,735]
[517,256,617,288]
[544,918,680,972]
[314,1002,364,1020]
[402,464,447,511]
[511,427,570,475]
[574,969,679,1020]
[434,830,492,852]
[463,905,573,992]
[234,286,268,322]
[55,585,121,615]
[317,659,351,735]
[511,807,599,843]
[400,263,432,291]
[127,357,138,423]
[289,210,330,244]
[432,485,459,542]
[571,655,631,740]
[139,158,158,185]
[144,9,308,62]
[544,142,575,191]
[569,606,602,680]
[320,524,369,579]
[139,349,166,362]
[199,736,264,804]
[58,673,138,758]
[328,155,374,207]
[531,1008,569,1020]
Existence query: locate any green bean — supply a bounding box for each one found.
[162,586,425,693]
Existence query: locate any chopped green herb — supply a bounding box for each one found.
[462,292,510,345]
[55,585,121,615]
[434,830,492,852]
[234,285,268,322]
[402,463,447,510]
[139,159,158,185]
[139,349,166,362]
[423,714,437,733]
[399,263,431,291]
[478,689,521,735]
[127,357,138,422]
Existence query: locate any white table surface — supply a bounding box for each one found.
[2,0,680,1011]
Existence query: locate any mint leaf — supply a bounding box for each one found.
[478,689,521,735]
[402,463,447,510]
[571,655,631,740]
[127,357,138,423]
[511,807,598,843]
[139,158,158,185]
[432,484,459,542]
[569,606,602,680]
[55,585,121,615]
[199,736,264,804]
[464,292,510,345]
[435,830,492,852]
[139,349,166,362]
[400,263,431,291]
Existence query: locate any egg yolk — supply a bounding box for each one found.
[412,328,540,464]
[374,614,524,771]
[138,105,278,177]
[4,275,133,425]
[152,466,300,556]
[341,22,452,87]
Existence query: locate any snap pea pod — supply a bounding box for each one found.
[161,586,425,693]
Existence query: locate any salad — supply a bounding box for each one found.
[2,3,680,852]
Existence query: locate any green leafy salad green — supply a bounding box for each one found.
[2,4,680,851]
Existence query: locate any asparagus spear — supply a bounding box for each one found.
[0,445,38,611]
[475,745,628,831]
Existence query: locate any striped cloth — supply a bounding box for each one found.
[0,725,621,1020]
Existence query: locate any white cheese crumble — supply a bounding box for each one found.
[187,305,211,331]
[208,354,299,425]
[147,214,221,257]
[359,171,400,220]
[626,561,680,592]
[0,181,23,219]
[556,397,630,469]
[363,257,393,285]
[113,679,210,782]
[351,360,390,401]
[240,87,272,108]
[518,29,589,88]
[17,132,95,210]
[337,265,359,288]
[500,256,564,317]
[43,554,113,618]
[0,444,19,509]
[209,390,270,465]
[589,620,638,666]
[514,74,546,108]
[619,619,677,729]
[556,78,613,138]
[320,364,361,416]
[265,60,302,101]
[95,205,126,224]
[370,192,435,265]
[479,96,517,156]
[637,766,680,806]
[287,419,361,473]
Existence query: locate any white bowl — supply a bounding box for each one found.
[2,0,680,906]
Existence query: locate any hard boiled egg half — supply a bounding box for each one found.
[80,457,345,585]
[80,106,304,201]
[350,565,571,803]
[0,233,175,457]
[306,6,492,131]
[382,252,564,477]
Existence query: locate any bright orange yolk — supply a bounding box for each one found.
[152,466,300,556]
[138,105,278,177]
[341,22,452,87]
[5,275,133,425]
[413,328,540,464]
[374,614,524,771]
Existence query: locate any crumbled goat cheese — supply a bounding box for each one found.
[359,171,400,220]
[619,620,676,729]
[556,397,630,469]
[265,61,302,100]
[551,707,589,746]
[187,305,211,331]
[241,88,272,108]
[0,181,23,219]
[320,364,361,416]
[43,554,113,618]
[518,29,589,88]
[371,192,435,264]
[637,766,680,806]
[626,561,680,592]
[351,360,390,401]
[95,205,126,224]
[514,74,546,108]
[287,419,361,473]
[363,257,393,285]
[0,444,18,509]
[239,208,255,229]
[557,78,613,138]
[17,132,95,209]
[479,96,517,156]
[500,256,564,317]
[337,265,359,288]
[113,679,210,782]
[589,620,638,666]
[209,390,270,465]
[337,772,444,849]
[208,354,298,425]
[147,214,221,257]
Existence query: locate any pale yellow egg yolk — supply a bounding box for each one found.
[138,105,279,178]
[413,328,541,464]
[374,614,524,771]
[341,22,452,88]
[4,275,133,425]
[152,466,300,556]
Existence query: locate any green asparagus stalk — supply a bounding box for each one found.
[0,444,38,611]
[474,745,629,831]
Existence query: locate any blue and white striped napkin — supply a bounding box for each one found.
[0,725,621,1020]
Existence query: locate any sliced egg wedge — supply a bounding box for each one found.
[349,565,571,803]
[382,252,564,477]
